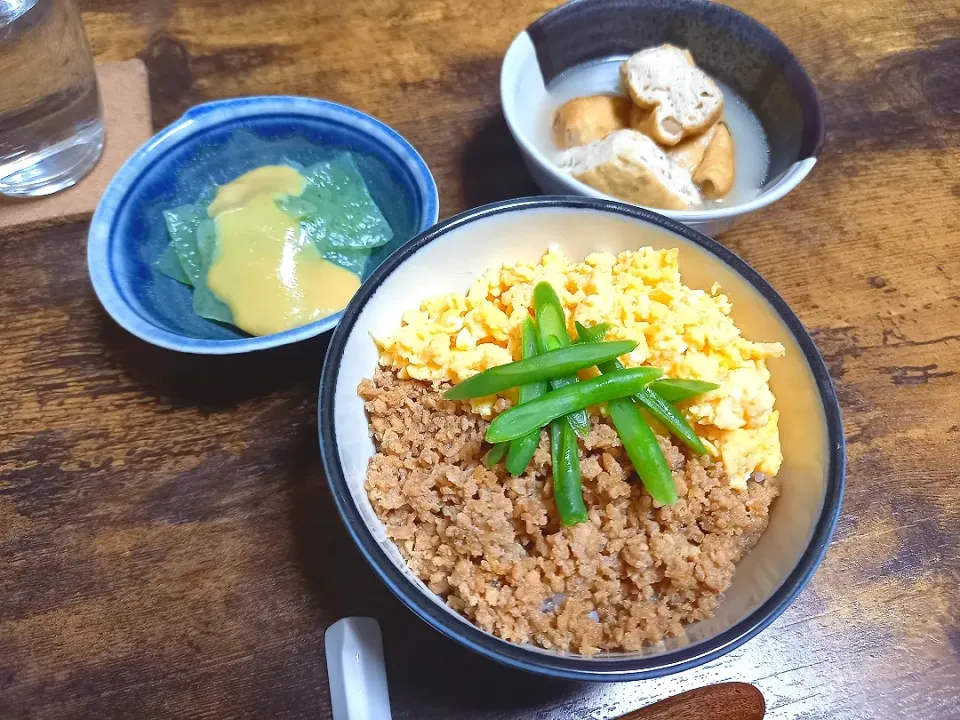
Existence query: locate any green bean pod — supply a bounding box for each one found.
[551,419,588,526]
[562,323,717,405]
[574,322,709,454]
[486,367,663,442]
[443,340,638,400]
[605,394,678,505]
[573,322,677,504]
[634,386,709,455]
[483,441,508,468]
[505,318,549,476]
[649,379,719,404]
[532,282,591,437]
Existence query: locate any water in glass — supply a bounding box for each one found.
[0,0,103,197]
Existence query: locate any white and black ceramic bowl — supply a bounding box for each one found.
[500,0,826,236]
[319,198,844,680]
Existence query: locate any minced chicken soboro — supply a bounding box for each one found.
[360,367,779,656]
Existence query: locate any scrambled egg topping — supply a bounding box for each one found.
[373,247,785,488]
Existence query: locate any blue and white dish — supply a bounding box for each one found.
[88,96,439,354]
[500,0,826,236]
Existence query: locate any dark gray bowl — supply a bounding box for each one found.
[319,197,845,681]
[500,0,826,235]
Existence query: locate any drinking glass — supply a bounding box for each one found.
[0,0,103,197]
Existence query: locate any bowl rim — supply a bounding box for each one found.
[318,196,845,681]
[499,0,827,222]
[87,95,440,355]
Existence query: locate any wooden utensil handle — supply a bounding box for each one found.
[612,682,765,720]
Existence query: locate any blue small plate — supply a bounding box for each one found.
[88,96,439,354]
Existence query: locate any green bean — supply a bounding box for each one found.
[486,367,663,443]
[533,282,591,437]
[533,282,569,352]
[649,379,719,404]
[582,321,612,339]
[551,419,587,526]
[483,441,508,468]
[505,318,548,476]
[563,323,717,404]
[443,340,637,400]
[573,322,676,504]
[605,389,678,505]
[634,386,708,455]
[574,322,708,455]
[506,429,544,477]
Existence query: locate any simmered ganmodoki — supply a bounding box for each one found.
[546,45,770,210]
[361,248,784,655]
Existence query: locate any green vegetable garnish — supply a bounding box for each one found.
[649,379,719,404]
[434,286,722,518]
[575,322,708,456]
[635,386,708,456]
[606,391,678,505]
[533,282,591,437]
[575,322,677,504]
[443,340,638,400]
[551,419,588,526]
[485,367,663,443]
[505,318,549,476]
[483,441,509,468]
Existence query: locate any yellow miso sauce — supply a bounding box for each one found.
[205,165,361,336]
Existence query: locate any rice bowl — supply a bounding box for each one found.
[319,197,844,680]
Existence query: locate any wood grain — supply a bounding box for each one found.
[1,0,958,718]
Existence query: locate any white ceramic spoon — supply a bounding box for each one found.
[325,617,392,720]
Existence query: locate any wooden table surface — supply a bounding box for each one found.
[2,0,958,717]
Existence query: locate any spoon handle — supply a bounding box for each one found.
[325,617,392,720]
[612,682,765,720]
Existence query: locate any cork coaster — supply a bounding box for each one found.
[0,59,152,234]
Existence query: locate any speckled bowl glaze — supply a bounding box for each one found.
[500,0,826,236]
[88,96,439,354]
[319,197,845,681]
